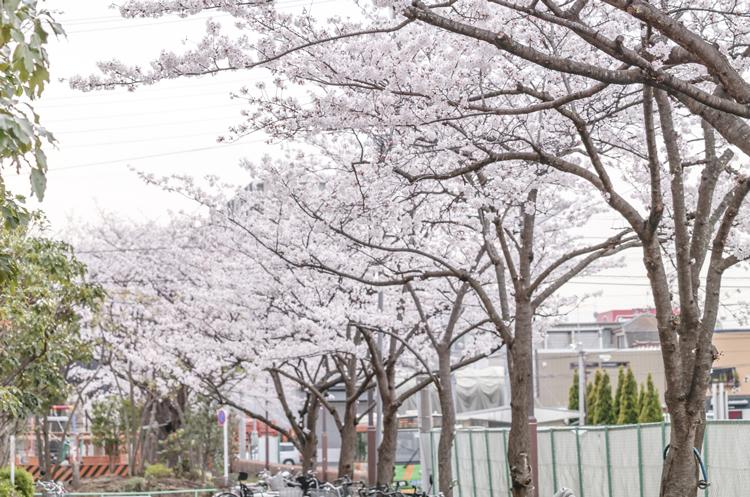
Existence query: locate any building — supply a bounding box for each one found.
[541,311,659,350]
[536,308,750,419]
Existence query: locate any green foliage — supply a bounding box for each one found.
[90,397,123,459]
[144,463,173,480]
[158,396,222,478]
[0,222,103,418]
[593,371,615,425]
[637,383,645,416]
[0,467,33,497]
[122,478,147,492]
[0,480,19,497]
[586,370,602,424]
[613,366,624,422]
[617,367,640,424]
[638,374,663,423]
[568,370,579,411]
[0,0,64,226]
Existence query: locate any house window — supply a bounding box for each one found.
[546,332,572,349]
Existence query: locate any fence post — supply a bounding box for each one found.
[575,427,585,497]
[550,430,558,492]
[604,427,613,497]
[484,430,494,497]
[430,430,438,495]
[468,431,478,497]
[453,431,462,497]
[660,420,666,450]
[703,423,709,497]
[637,425,644,497]
[502,430,512,497]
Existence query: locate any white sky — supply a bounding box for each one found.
[10,0,749,325]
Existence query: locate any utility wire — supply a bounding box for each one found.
[49,139,261,172]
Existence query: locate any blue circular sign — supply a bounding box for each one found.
[217,409,226,426]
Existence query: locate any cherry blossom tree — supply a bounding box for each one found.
[70,1,750,495]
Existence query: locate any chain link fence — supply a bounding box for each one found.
[423,420,750,497]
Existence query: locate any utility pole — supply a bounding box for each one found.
[577,343,586,425]
[9,434,15,486]
[321,406,328,480]
[417,380,433,491]
[265,377,270,469]
[223,414,229,484]
[239,413,247,460]
[529,347,539,496]
[367,385,376,484]
[375,289,384,449]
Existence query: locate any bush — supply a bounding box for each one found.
[144,463,173,480]
[0,481,19,497]
[122,477,147,492]
[0,468,34,497]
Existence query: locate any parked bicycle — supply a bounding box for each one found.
[214,471,270,497]
[36,480,67,497]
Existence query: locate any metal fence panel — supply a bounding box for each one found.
[421,421,750,497]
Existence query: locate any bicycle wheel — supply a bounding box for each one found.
[215,491,240,497]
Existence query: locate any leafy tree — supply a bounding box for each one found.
[568,370,579,411]
[617,367,640,425]
[0,220,102,450]
[91,397,124,472]
[0,0,63,228]
[639,374,664,423]
[594,371,615,425]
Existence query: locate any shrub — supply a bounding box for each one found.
[0,467,34,497]
[122,477,147,492]
[144,463,173,480]
[0,481,19,497]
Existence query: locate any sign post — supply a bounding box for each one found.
[10,434,15,486]
[218,409,229,484]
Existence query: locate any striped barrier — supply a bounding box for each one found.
[25,464,129,482]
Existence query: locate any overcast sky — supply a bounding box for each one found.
[12,0,749,325]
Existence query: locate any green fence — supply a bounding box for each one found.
[424,420,750,497]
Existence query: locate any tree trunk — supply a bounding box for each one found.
[376,404,399,486]
[71,435,82,489]
[0,420,11,467]
[507,305,534,497]
[436,345,456,497]
[300,399,320,472]
[338,399,358,478]
[660,414,700,497]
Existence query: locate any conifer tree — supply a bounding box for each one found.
[587,370,603,424]
[637,383,646,416]
[638,374,664,423]
[613,366,625,422]
[617,367,639,424]
[568,369,579,411]
[594,371,615,425]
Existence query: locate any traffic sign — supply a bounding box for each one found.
[217,408,227,426]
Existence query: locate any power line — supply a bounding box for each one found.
[60,131,226,149]
[50,139,261,172]
[45,103,241,124]
[55,116,238,134]
[41,76,264,103]
[41,89,241,109]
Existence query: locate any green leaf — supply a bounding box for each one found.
[29,167,46,201]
